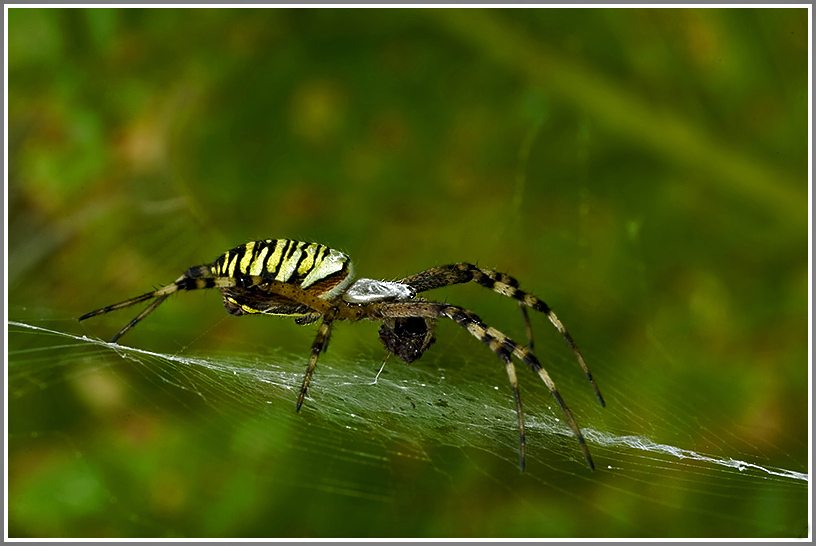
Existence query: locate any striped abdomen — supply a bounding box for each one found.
[211,240,355,315]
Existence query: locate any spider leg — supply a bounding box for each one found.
[365,301,593,471]
[504,352,527,471]
[400,263,604,407]
[79,265,217,341]
[440,304,594,471]
[296,310,336,411]
[108,294,169,343]
[400,264,537,346]
[78,284,180,322]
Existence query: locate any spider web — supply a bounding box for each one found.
[7,317,809,537]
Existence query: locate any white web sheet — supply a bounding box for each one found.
[8,319,808,537]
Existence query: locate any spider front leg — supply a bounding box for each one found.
[399,265,536,351]
[366,301,594,471]
[440,304,594,471]
[399,263,604,407]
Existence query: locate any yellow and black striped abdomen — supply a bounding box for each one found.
[210,239,355,301]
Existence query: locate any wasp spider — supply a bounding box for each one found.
[80,239,604,471]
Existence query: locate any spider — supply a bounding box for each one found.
[80,238,604,471]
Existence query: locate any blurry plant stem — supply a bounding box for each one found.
[429,8,805,233]
[513,118,542,216]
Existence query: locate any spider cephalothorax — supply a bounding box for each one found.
[80,238,604,471]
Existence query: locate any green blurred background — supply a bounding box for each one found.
[7,7,809,538]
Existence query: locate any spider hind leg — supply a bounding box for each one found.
[78,282,185,342]
[78,265,261,343]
